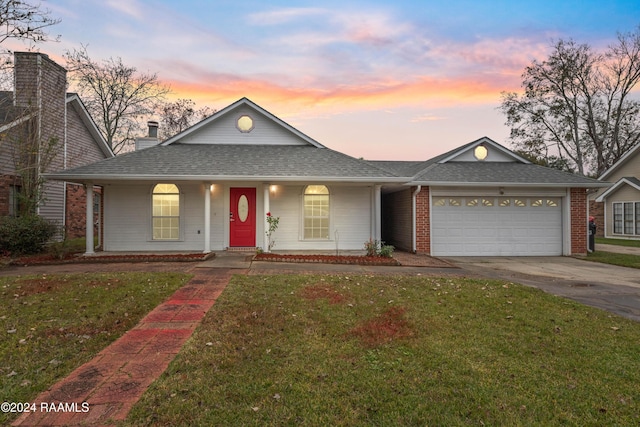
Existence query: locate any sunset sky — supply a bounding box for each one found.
[14,0,640,160]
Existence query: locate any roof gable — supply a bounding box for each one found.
[599,142,640,181]
[437,137,531,164]
[595,177,640,201]
[162,97,325,148]
[66,94,114,159]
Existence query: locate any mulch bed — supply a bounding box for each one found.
[5,252,402,267]
[254,253,400,266]
[6,252,215,266]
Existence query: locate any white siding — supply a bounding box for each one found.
[268,185,372,251]
[103,182,374,252]
[180,105,309,146]
[104,183,215,251]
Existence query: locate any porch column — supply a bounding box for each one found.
[85,182,94,255]
[204,183,212,253]
[374,185,382,241]
[263,184,270,252]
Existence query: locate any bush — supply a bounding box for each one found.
[364,238,380,257]
[0,215,59,255]
[379,243,395,258]
[364,239,395,258]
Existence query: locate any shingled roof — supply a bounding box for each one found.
[44,100,607,189]
[410,161,606,187]
[46,143,403,182]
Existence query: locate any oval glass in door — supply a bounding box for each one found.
[238,195,249,222]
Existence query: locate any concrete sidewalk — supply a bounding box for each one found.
[596,243,640,255]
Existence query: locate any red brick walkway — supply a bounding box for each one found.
[12,268,239,426]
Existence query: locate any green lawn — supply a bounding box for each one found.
[587,251,640,269]
[126,274,640,426]
[596,237,640,248]
[0,272,191,425]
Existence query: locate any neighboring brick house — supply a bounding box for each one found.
[46,98,607,256]
[0,52,113,244]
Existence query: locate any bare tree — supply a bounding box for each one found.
[157,98,214,140]
[64,46,171,153]
[2,104,62,215]
[500,27,640,176]
[0,0,61,89]
[0,0,60,46]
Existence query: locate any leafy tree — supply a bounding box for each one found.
[64,46,170,153]
[157,98,214,140]
[500,27,640,176]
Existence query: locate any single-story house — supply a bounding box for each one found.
[45,97,608,257]
[594,142,640,240]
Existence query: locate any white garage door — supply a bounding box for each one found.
[432,196,563,256]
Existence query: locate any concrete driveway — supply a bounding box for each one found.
[447,256,640,322]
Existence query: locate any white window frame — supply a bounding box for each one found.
[613,201,640,236]
[151,183,183,241]
[302,185,330,240]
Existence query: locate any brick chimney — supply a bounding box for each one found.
[13,52,67,151]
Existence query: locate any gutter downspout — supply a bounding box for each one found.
[412,185,421,253]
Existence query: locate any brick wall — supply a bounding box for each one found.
[571,188,588,255]
[65,183,103,245]
[415,187,430,254]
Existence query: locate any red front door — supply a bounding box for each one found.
[229,187,256,247]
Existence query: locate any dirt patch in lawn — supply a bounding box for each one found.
[348,306,413,348]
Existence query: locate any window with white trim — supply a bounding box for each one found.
[152,183,180,240]
[303,185,329,239]
[613,202,640,235]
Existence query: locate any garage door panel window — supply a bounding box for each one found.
[499,198,511,207]
[613,201,640,235]
[434,197,560,209]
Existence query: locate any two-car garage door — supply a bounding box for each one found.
[431,196,563,256]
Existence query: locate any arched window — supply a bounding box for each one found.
[303,185,329,239]
[152,183,180,240]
